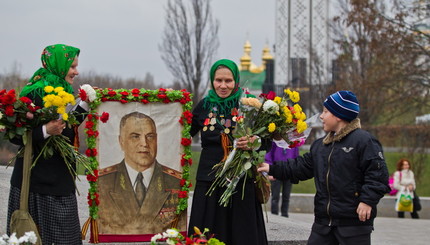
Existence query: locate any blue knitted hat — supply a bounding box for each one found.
[324,91,360,122]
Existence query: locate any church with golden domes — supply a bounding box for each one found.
[238,40,274,94]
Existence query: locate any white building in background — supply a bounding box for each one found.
[274,0,331,87]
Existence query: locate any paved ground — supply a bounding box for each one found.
[1,167,429,245]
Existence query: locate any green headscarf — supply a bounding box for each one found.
[20,44,80,99]
[204,59,242,115]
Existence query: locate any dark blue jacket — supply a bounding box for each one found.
[269,119,390,226]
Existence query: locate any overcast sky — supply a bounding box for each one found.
[0,0,275,86]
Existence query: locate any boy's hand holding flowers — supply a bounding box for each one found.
[236,135,259,150]
[209,88,309,206]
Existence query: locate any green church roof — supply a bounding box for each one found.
[240,70,266,90]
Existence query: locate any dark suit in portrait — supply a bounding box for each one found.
[97,160,186,234]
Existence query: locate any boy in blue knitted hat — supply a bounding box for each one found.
[259,91,390,245]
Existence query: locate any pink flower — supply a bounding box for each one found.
[26,112,34,119]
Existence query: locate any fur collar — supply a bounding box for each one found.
[323,118,361,145]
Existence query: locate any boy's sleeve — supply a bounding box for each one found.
[359,136,391,206]
[268,151,314,183]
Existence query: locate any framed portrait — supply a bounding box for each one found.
[81,88,193,243]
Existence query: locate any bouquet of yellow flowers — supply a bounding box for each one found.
[31,86,92,180]
[208,89,308,207]
[0,86,96,184]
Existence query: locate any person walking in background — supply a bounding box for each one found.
[7,44,89,244]
[188,59,268,245]
[265,141,299,218]
[393,158,419,219]
[258,91,390,245]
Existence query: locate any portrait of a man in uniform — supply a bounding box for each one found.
[96,108,186,235]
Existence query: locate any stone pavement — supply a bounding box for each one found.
[1,167,429,245]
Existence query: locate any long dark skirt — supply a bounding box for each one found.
[7,186,82,245]
[188,179,268,245]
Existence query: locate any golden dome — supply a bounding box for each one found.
[240,40,252,71]
[262,44,273,60]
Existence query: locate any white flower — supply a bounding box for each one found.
[151,233,163,242]
[0,235,8,245]
[262,100,279,114]
[24,232,37,244]
[80,84,97,102]
[164,229,179,238]
[7,233,19,245]
[18,236,28,243]
[0,232,37,245]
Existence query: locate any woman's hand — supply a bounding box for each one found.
[236,135,258,150]
[46,120,66,135]
[407,184,414,192]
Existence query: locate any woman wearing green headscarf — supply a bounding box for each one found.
[188,59,268,245]
[7,44,89,245]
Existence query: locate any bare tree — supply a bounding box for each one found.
[76,71,157,90]
[331,0,430,127]
[159,0,219,106]
[0,62,27,91]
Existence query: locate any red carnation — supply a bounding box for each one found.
[120,99,128,104]
[101,97,108,102]
[178,191,188,198]
[181,138,191,146]
[27,104,36,112]
[157,94,167,99]
[15,121,23,127]
[79,88,87,102]
[120,91,129,96]
[85,121,95,129]
[85,148,98,157]
[19,97,32,105]
[180,179,186,187]
[87,169,98,182]
[266,91,276,100]
[108,91,117,97]
[141,99,149,104]
[131,88,140,94]
[183,111,193,123]
[1,92,16,105]
[5,105,14,116]
[100,112,109,123]
[87,129,97,137]
[180,157,187,166]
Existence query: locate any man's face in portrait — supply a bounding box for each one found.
[119,117,158,172]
